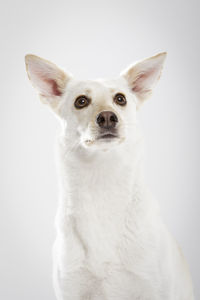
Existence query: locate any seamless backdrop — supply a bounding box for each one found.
[0,0,199,299]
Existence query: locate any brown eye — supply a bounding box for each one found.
[114,93,127,106]
[74,95,90,109]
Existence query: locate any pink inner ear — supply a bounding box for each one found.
[44,79,62,96]
[132,69,154,92]
[132,73,148,92]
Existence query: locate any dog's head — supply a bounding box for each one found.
[25,53,166,151]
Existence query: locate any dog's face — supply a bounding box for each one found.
[25,53,166,151]
[57,77,137,150]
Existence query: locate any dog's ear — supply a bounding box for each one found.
[25,54,72,111]
[121,52,167,108]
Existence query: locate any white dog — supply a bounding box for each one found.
[25,53,194,300]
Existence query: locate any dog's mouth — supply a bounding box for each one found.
[97,132,118,140]
[83,128,122,147]
[96,127,120,141]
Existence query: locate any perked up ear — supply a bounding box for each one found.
[121,52,167,107]
[25,54,71,110]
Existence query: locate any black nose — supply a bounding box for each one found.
[96,111,118,129]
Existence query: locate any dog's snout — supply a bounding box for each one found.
[96,111,118,129]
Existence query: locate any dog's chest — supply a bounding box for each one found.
[76,189,131,274]
[68,158,134,271]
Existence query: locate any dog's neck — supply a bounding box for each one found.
[57,133,146,215]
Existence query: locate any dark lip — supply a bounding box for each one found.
[97,133,118,139]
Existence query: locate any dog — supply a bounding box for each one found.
[25,52,194,300]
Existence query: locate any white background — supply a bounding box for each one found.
[0,0,199,299]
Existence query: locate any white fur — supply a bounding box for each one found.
[25,53,194,300]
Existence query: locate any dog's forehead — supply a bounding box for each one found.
[68,77,128,98]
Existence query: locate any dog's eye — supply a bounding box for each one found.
[74,95,90,109]
[114,93,127,106]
